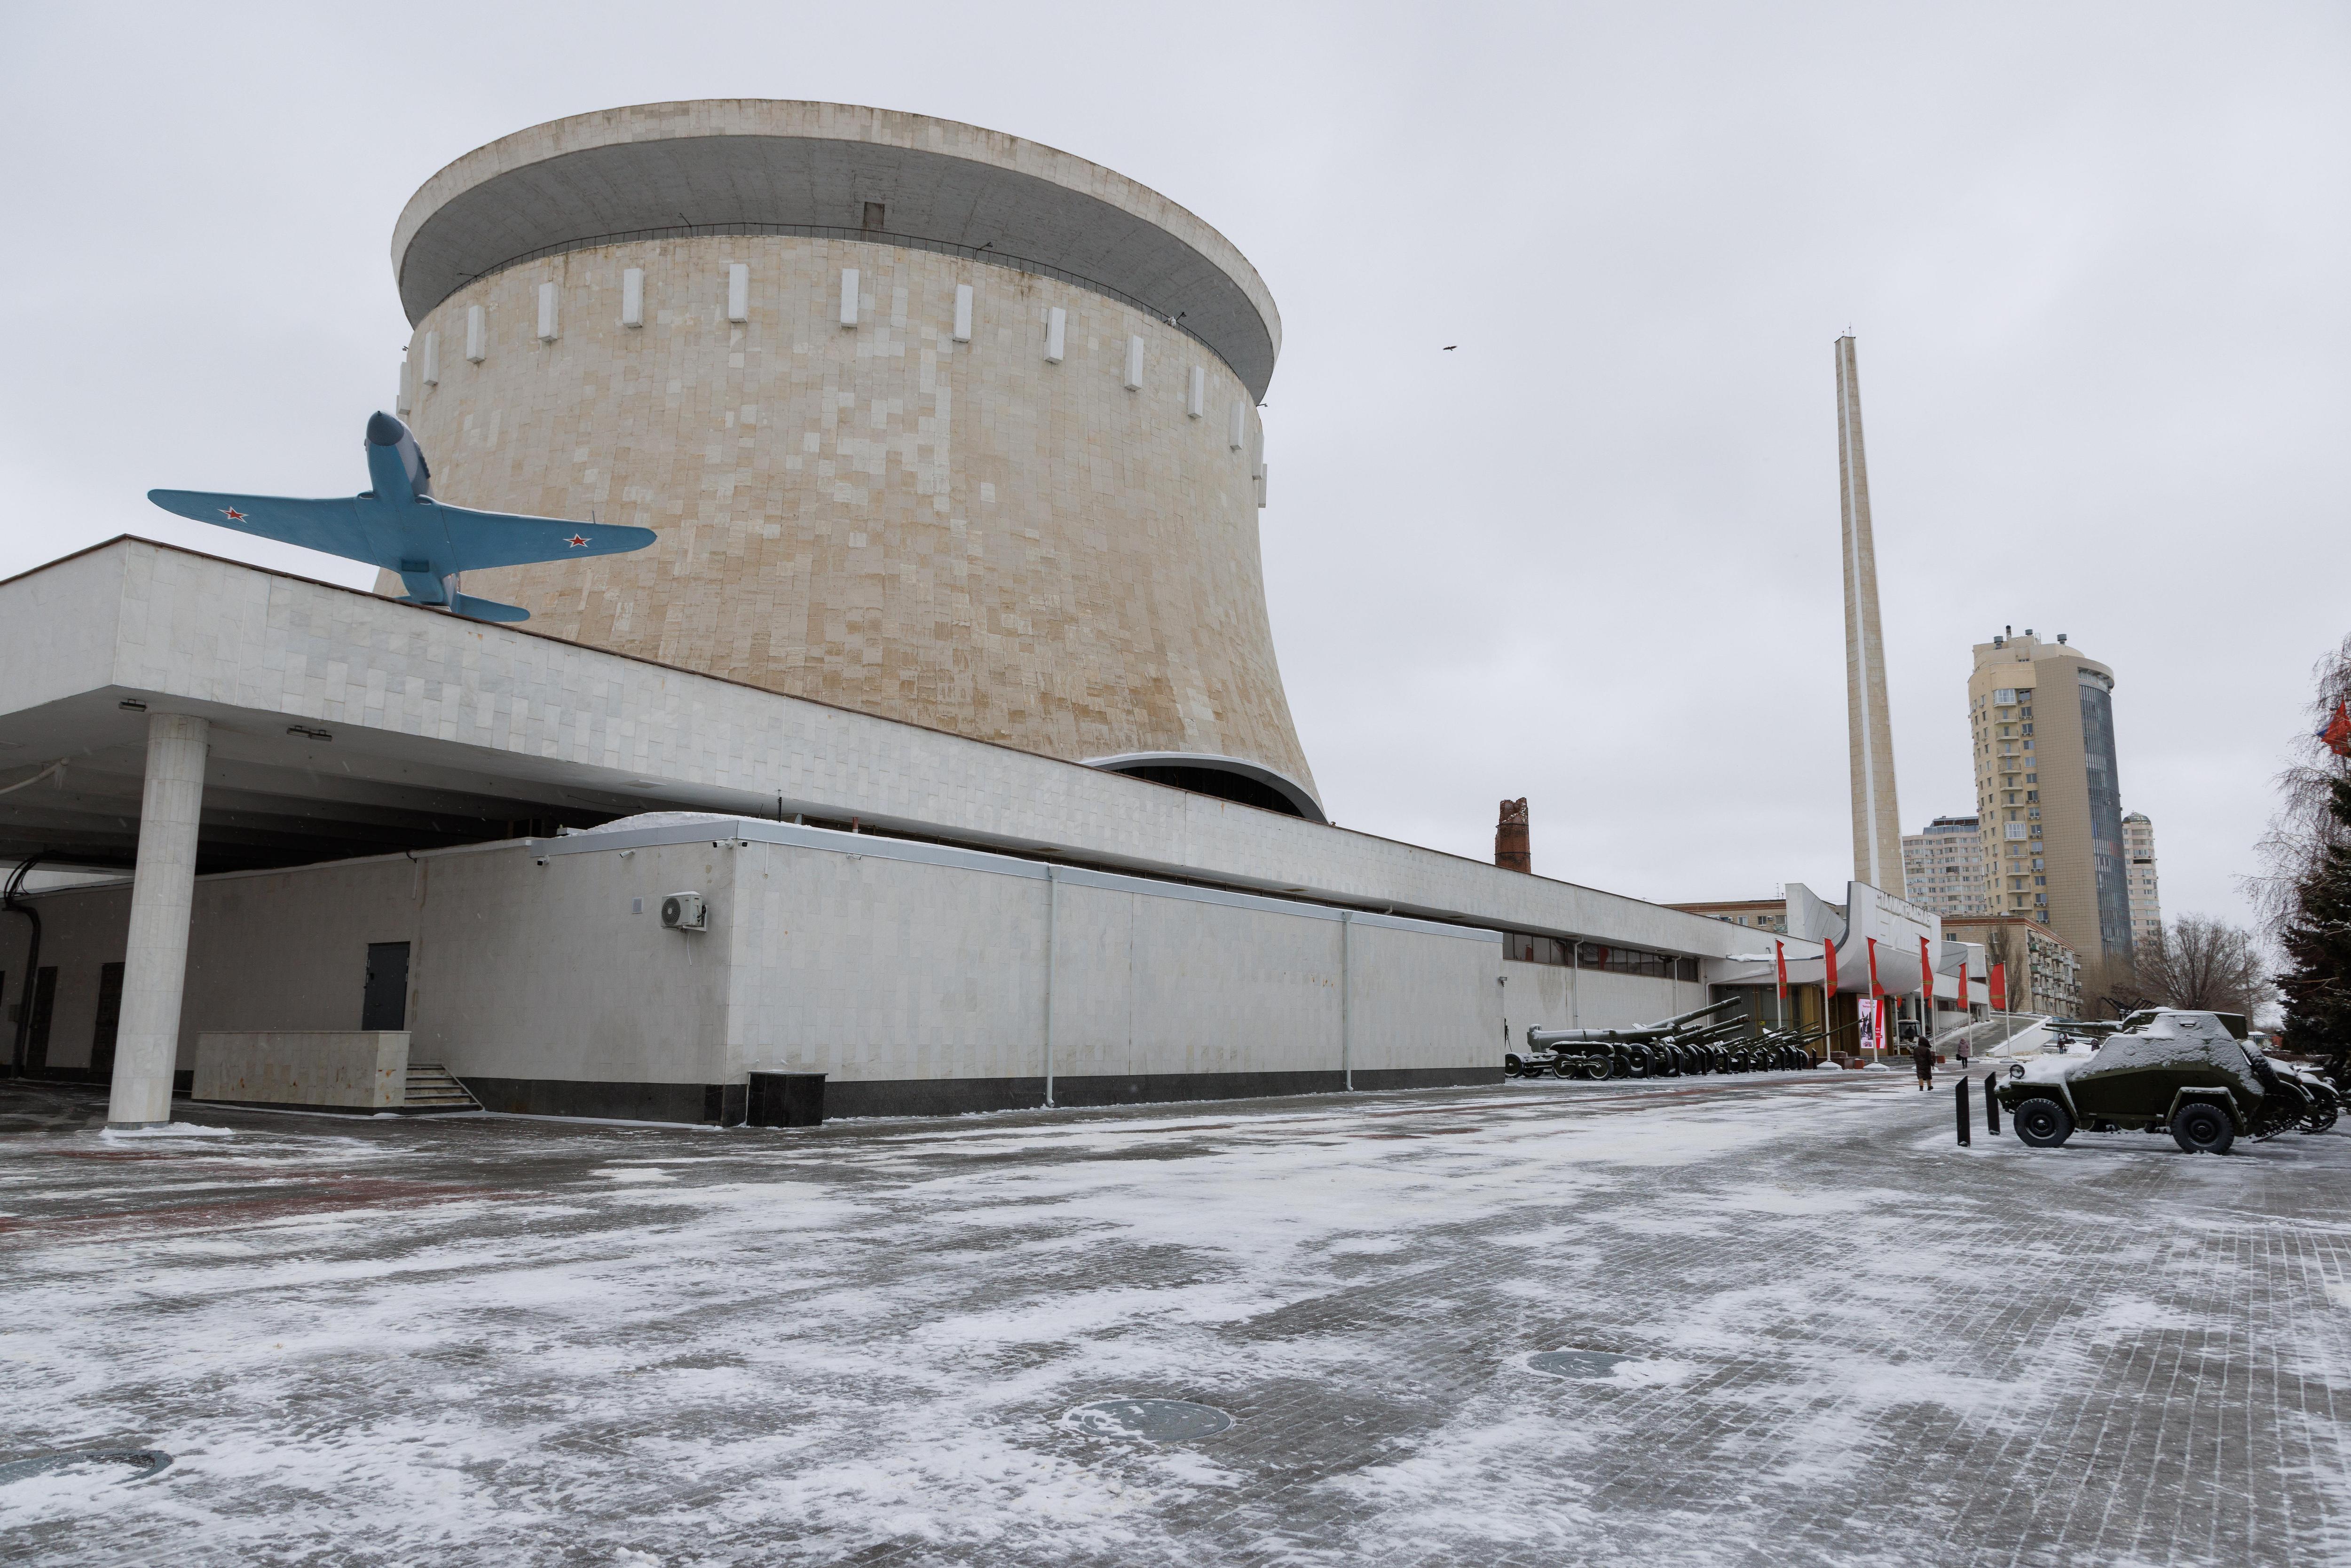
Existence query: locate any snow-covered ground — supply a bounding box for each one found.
[3,1072,2347,1567]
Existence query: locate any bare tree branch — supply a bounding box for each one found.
[2132,914,2272,1016]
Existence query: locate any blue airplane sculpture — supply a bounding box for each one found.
[147,411,656,623]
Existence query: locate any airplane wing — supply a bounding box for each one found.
[147,490,387,567]
[428,504,658,573]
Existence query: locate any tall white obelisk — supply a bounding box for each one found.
[1836,336,1904,891]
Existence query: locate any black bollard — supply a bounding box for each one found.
[1984,1074,2000,1136]
[1956,1077,1972,1146]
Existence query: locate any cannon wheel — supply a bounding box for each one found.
[1580,1056,1613,1081]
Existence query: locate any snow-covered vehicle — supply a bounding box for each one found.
[1993,1009,2310,1155]
[2277,1060,2341,1133]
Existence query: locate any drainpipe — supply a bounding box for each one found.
[1042,864,1057,1109]
[1340,910,1353,1091]
[4,856,46,1077]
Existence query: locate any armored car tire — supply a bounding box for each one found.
[2170,1101,2235,1155]
[2012,1096,2074,1149]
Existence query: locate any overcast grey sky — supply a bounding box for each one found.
[4,3,2344,933]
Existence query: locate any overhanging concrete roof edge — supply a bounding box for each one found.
[2,539,1803,962]
[390,100,1282,394]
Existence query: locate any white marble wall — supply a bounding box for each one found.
[2,820,1500,1092]
[4,542,1815,972]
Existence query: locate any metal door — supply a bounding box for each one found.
[25,967,57,1070]
[89,962,125,1078]
[362,942,410,1031]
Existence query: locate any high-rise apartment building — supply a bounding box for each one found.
[2122,812,2162,952]
[1902,815,1990,916]
[1967,629,2132,983]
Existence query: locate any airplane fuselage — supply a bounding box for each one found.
[147,413,656,625]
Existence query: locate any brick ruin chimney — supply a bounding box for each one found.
[1495,797,1530,873]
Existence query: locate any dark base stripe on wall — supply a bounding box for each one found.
[453,1066,1502,1125]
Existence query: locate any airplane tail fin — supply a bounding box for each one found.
[395,592,531,624]
[452,594,531,623]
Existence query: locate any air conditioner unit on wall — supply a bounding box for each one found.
[660,892,708,931]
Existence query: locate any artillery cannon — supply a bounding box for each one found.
[1513,999,1822,1081]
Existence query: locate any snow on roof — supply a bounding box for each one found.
[569,812,749,835]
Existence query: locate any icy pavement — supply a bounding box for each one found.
[3,1072,2348,1568]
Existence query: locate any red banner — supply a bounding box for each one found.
[1824,938,1838,996]
[1866,936,1882,998]
[1920,936,1934,1011]
[1774,939,1789,1000]
[1990,963,2008,1011]
[1958,957,1969,1016]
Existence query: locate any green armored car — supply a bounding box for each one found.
[1994,1008,2305,1155]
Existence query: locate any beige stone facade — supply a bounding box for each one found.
[1944,915,2083,1018]
[1667,898,1791,934]
[383,102,1316,807]
[1966,631,2130,982]
[2123,812,2162,953]
[1902,815,1991,917]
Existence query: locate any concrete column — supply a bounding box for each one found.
[107,713,209,1127]
[1338,912,1352,1091]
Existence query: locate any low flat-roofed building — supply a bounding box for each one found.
[1666,898,1794,934]
[1942,914,2082,1018]
[1,540,1813,1123]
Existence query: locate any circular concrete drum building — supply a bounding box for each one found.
[390,100,1319,819]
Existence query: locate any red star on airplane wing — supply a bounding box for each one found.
[221,507,247,523]
[565,534,589,548]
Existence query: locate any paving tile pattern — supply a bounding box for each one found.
[2,1072,2346,1567]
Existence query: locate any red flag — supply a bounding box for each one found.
[1958,957,1970,1016]
[1920,936,1934,1012]
[1824,938,1838,995]
[1990,962,2008,1011]
[1866,936,1882,998]
[1774,939,1789,1001]
[2323,701,2351,757]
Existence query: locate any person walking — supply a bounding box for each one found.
[1912,1032,1936,1090]
[1954,1036,1972,1079]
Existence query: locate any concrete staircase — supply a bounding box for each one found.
[401,1064,483,1114]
